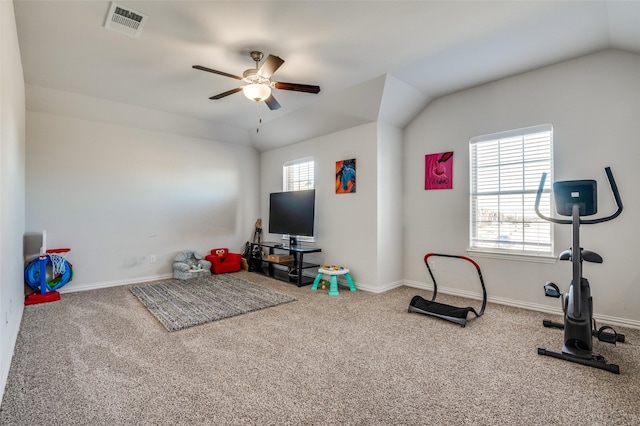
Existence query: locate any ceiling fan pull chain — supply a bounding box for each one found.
[256,103,262,133]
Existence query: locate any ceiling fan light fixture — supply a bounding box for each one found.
[194,50,320,110]
[242,83,271,102]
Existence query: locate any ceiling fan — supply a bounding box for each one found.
[193,51,321,111]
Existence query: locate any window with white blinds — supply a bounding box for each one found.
[469,124,553,256]
[283,158,314,191]
[281,157,315,242]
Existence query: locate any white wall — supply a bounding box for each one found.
[260,123,382,289]
[376,123,403,289]
[1,0,26,404]
[25,101,260,292]
[403,49,640,326]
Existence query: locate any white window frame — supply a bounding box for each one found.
[469,124,554,260]
[283,157,315,192]
[281,157,315,242]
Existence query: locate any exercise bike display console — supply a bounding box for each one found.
[534,166,624,374]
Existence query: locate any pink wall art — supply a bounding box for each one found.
[425,151,453,190]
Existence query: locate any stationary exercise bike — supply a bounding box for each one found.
[534,167,624,374]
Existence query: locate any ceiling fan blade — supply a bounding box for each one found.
[193,65,242,80]
[264,95,281,111]
[273,82,321,94]
[258,55,285,78]
[209,87,243,100]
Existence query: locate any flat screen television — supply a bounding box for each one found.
[553,180,597,217]
[269,189,315,240]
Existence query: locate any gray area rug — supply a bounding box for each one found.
[130,273,296,331]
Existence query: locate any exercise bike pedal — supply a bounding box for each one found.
[543,319,625,343]
[543,319,564,329]
[596,326,624,344]
[598,333,617,344]
[543,282,561,298]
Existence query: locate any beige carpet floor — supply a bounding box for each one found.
[1,270,639,425]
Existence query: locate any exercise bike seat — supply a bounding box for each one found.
[559,249,571,261]
[558,249,602,263]
[582,250,602,263]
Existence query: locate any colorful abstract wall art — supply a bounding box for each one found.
[425,151,453,190]
[336,158,356,194]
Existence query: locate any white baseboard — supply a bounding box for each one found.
[354,279,404,294]
[403,280,640,330]
[59,273,173,294]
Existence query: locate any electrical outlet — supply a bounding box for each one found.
[149,255,157,264]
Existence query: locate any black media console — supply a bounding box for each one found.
[249,241,321,287]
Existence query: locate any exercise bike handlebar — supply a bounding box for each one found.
[534,166,623,225]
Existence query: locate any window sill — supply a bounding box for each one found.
[467,249,557,264]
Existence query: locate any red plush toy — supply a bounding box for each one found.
[205,248,242,274]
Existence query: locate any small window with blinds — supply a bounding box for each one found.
[283,157,314,191]
[282,157,315,242]
[469,124,553,256]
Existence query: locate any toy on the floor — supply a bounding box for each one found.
[408,253,487,327]
[205,247,242,274]
[312,265,356,296]
[172,250,212,279]
[24,231,73,305]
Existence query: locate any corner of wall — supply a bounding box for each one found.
[0,0,27,407]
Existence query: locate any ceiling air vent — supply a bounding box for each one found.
[104,2,147,38]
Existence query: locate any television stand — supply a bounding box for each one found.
[249,241,321,287]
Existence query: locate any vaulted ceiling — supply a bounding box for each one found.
[13,1,640,151]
